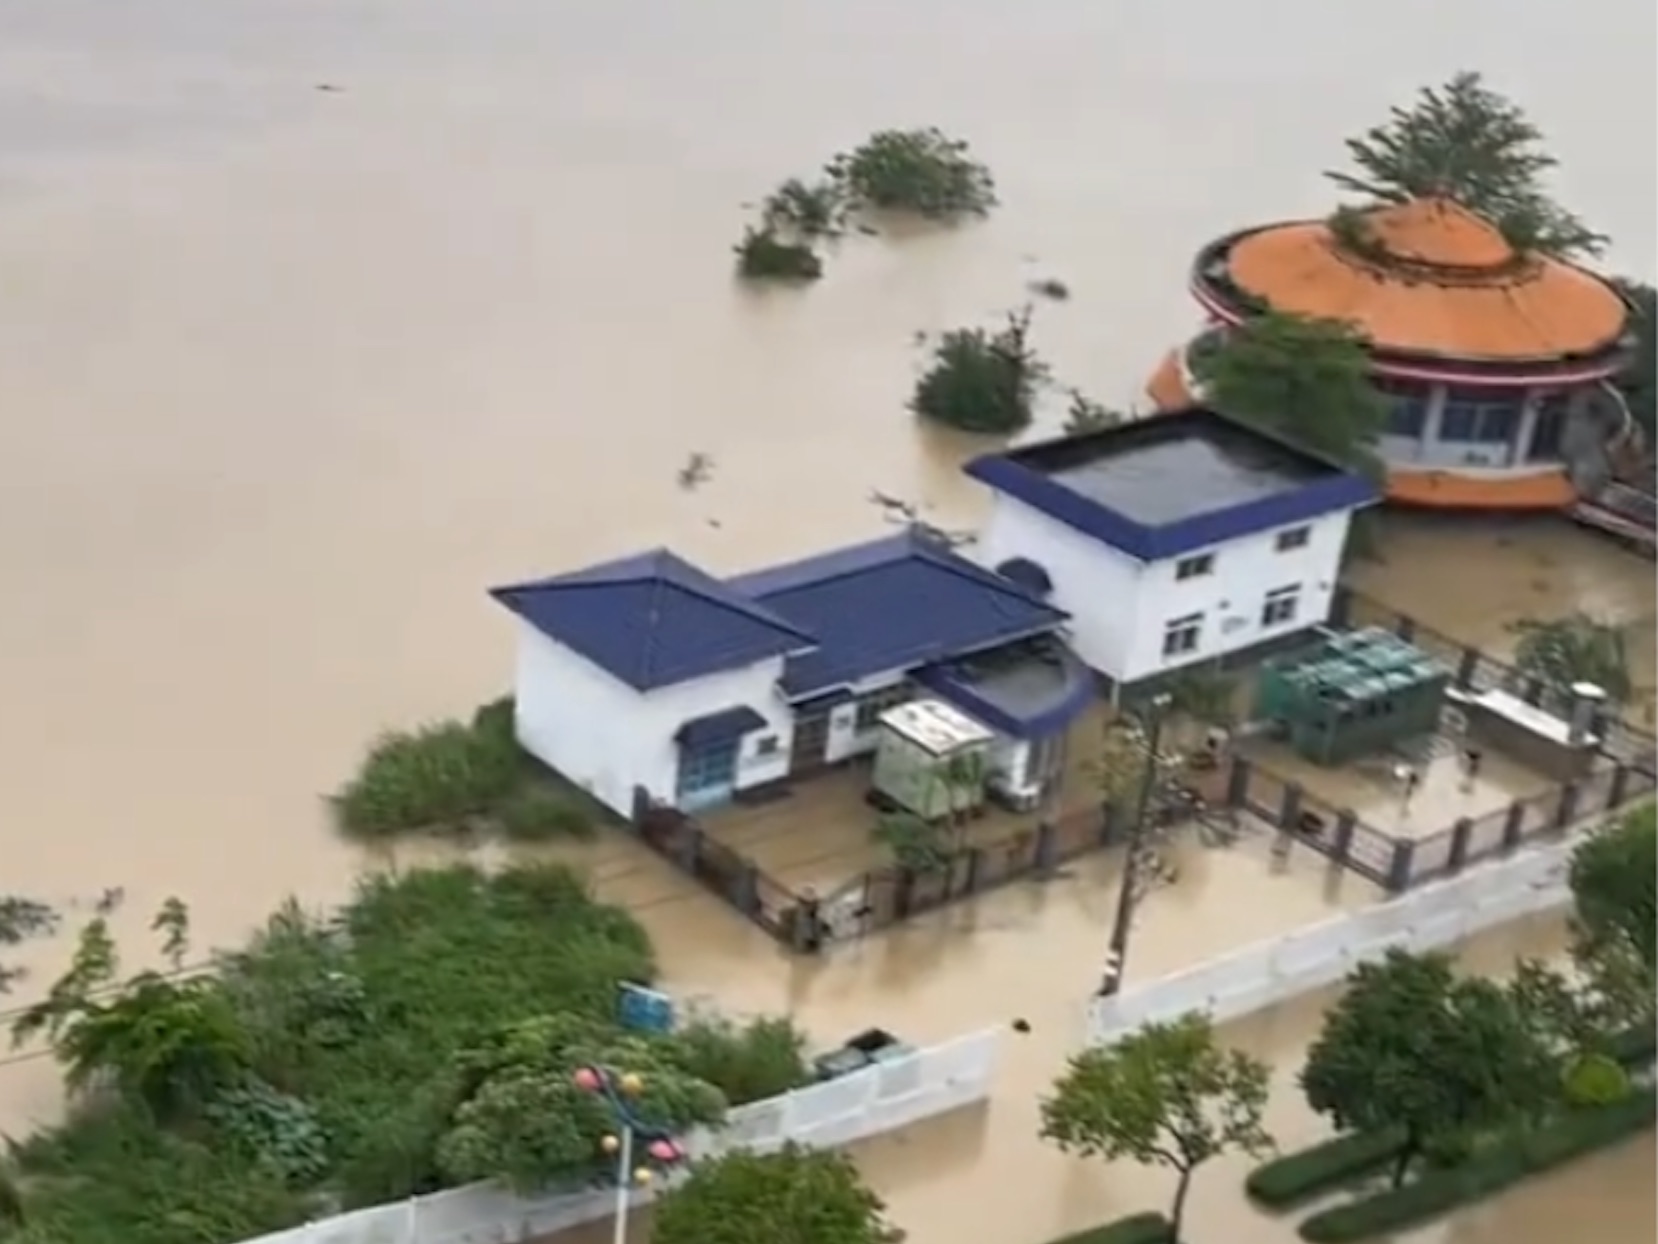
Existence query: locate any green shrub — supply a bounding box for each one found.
[735,227,823,281]
[668,1014,812,1106]
[1604,1023,1657,1068]
[1563,1053,1632,1107]
[497,788,595,843]
[1045,1211,1175,1244]
[911,307,1047,434]
[828,127,997,220]
[1298,1091,1657,1243]
[1245,1126,1404,1208]
[333,720,521,838]
[760,178,844,240]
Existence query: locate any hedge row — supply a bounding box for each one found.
[1046,1212,1175,1244]
[1299,1089,1656,1243]
[1247,1024,1658,1210]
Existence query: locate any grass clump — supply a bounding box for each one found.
[1297,1089,1656,1242]
[333,719,520,839]
[911,306,1048,434]
[497,787,596,843]
[1044,1212,1176,1244]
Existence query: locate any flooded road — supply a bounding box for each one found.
[0,0,1653,1235]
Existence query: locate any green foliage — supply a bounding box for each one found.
[871,812,953,872]
[333,718,523,838]
[0,894,56,994]
[1612,278,1655,451]
[204,1081,331,1185]
[761,178,845,240]
[1297,1089,1656,1243]
[669,1014,812,1106]
[652,1144,903,1244]
[1063,390,1125,436]
[1244,1126,1404,1209]
[1300,950,1561,1188]
[1508,612,1634,702]
[1569,804,1656,974]
[1192,312,1385,468]
[1040,1012,1274,1238]
[1044,1214,1176,1244]
[1326,71,1605,259]
[1561,1053,1630,1109]
[828,128,996,221]
[911,307,1048,434]
[497,787,596,843]
[436,1012,726,1193]
[735,226,824,282]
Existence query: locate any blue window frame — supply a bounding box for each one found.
[676,741,739,808]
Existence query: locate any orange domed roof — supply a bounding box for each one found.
[1222,198,1628,362]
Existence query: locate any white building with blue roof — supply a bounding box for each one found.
[490,408,1377,818]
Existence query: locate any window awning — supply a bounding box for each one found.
[674,706,767,749]
[995,556,1053,596]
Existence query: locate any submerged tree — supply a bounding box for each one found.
[1508,612,1634,701]
[1062,390,1126,436]
[1301,949,1560,1186]
[828,128,997,222]
[1192,312,1384,469]
[1328,71,1605,259]
[1041,1013,1274,1240]
[0,895,55,995]
[911,306,1049,434]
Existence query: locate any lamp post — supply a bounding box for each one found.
[1097,691,1172,998]
[572,1064,688,1244]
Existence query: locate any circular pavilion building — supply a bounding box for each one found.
[1147,197,1636,510]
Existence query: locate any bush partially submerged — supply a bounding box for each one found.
[1245,1126,1403,1208]
[333,720,521,838]
[671,1014,812,1106]
[911,306,1048,434]
[1045,1212,1176,1244]
[828,128,997,220]
[735,226,824,281]
[497,788,596,843]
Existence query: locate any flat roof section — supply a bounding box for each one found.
[965,409,1378,560]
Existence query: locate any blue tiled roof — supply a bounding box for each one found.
[490,550,815,692]
[728,530,1069,700]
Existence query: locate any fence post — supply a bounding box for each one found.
[1446,817,1474,873]
[1501,800,1526,849]
[1455,646,1480,690]
[1522,676,1544,706]
[1386,838,1417,892]
[1278,782,1303,833]
[1225,755,1250,808]
[1393,612,1416,642]
[1329,585,1352,627]
[1034,820,1057,872]
[1553,782,1581,831]
[735,859,760,917]
[964,846,983,895]
[1608,763,1630,811]
[679,824,703,872]
[1332,809,1357,861]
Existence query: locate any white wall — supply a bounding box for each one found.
[977,495,1350,685]
[512,622,795,816]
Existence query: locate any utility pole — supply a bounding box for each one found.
[1096,692,1172,998]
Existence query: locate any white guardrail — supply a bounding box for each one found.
[238,1027,1001,1244]
[1087,834,1579,1045]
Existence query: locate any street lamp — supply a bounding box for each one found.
[571,1064,689,1244]
[1096,691,1173,998]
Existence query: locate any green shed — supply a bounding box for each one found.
[1253,628,1450,766]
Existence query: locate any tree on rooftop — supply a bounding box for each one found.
[1508,612,1634,702]
[1192,311,1385,470]
[911,306,1049,434]
[1041,1012,1274,1241]
[1327,71,1606,259]
[653,1144,903,1244]
[1300,949,1561,1187]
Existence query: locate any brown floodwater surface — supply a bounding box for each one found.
[0,0,1652,1235]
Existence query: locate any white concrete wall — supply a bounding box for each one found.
[231,1028,1002,1244]
[511,622,795,816]
[976,495,1350,684]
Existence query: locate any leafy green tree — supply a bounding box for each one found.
[1041,1012,1273,1240]
[1611,279,1655,453]
[1327,71,1605,259]
[911,307,1048,434]
[1571,804,1657,974]
[435,1013,726,1193]
[1301,949,1561,1187]
[828,128,996,221]
[1508,612,1634,701]
[0,895,55,994]
[653,1144,902,1244]
[1192,312,1384,468]
[12,901,253,1121]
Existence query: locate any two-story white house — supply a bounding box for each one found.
[964,407,1381,693]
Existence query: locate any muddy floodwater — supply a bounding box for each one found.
[0,0,1653,1237]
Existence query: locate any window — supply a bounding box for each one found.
[753,735,779,757]
[1383,398,1428,438]
[1440,391,1523,444]
[1528,396,1567,462]
[678,742,739,795]
[1275,526,1311,552]
[1440,400,1479,441]
[1162,613,1203,658]
[1261,584,1301,628]
[1174,552,1214,580]
[854,683,913,732]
